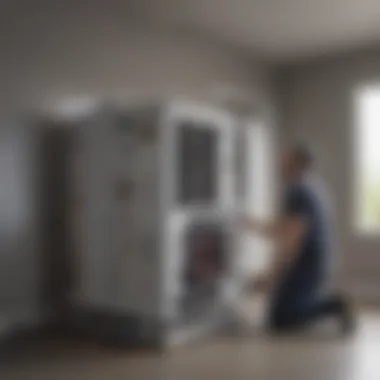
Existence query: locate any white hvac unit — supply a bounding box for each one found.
[68,100,274,347]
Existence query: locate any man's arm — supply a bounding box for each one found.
[244,215,306,252]
[269,216,307,284]
[244,214,308,288]
[243,217,278,238]
[244,185,310,289]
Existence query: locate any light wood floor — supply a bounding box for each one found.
[1,311,380,380]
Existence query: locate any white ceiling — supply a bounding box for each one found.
[133,0,380,62]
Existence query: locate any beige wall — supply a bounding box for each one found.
[280,49,380,295]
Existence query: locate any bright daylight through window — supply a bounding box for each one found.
[354,86,380,232]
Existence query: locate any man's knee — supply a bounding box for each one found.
[268,301,312,333]
[268,309,297,333]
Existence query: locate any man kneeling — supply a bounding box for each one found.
[244,144,354,335]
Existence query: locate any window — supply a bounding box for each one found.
[354,86,380,232]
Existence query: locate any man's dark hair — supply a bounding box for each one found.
[291,143,316,170]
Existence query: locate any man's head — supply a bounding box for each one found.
[281,143,316,182]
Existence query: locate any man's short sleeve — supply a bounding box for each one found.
[283,185,309,217]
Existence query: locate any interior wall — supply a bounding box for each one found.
[279,49,380,298]
[0,1,275,116]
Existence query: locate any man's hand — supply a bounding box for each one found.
[241,213,276,238]
[255,273,273,292]
[241,213,260,231]
[245,273,274,295]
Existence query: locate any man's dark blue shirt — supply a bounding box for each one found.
[281,175,333,289]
